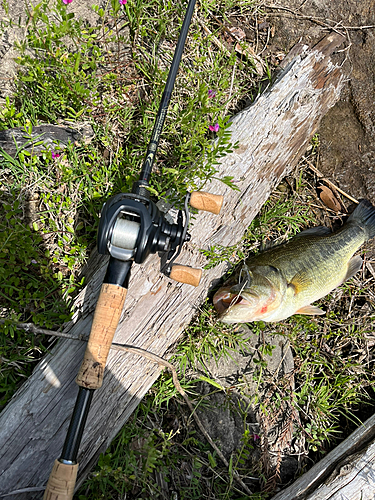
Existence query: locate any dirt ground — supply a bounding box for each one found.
[264,0,375,203]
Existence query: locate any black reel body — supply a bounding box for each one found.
[97,192,189,268]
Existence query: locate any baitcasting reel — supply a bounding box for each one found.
[97,189,223,287]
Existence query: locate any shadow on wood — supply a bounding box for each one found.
[0,33,345,498]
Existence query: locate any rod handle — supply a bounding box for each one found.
[189,191,223,214]
[43,460,78,500]
[76,283,127,390]
[169,265,202,286]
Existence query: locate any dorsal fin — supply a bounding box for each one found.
[260,226,330,251]
[294,226,331,238]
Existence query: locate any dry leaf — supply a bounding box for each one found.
[319,185,342,212]
[234,42,264,76]
[229,26,246,40]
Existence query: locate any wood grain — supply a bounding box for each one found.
[0,34,345,498]
[272,413,375,500]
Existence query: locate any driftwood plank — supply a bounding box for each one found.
[272,413,375,500]
[0,33,345,498]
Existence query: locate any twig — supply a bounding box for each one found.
[266,5,375,32]
[303,157,359,204]
[365,262,375,281]
[3,323,254,496]
[224,60,237,116]
[308,202,345,215]
[0,319,84,340]
[195,16,232,57]
[208,10,265,71]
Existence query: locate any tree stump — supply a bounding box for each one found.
[0,33,345,498]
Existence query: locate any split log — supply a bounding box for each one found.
[0,33,345,498]
[271,413,375,500]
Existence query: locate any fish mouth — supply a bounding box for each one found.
[213,287,252,314]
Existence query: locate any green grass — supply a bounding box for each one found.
[0,0,261,407]
[0,0,374,498]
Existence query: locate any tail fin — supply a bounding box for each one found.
[348,199,375,240]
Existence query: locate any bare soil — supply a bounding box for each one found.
[264,0,375,211]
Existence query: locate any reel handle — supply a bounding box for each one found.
[169,265,202,286]
[189,191,223,214]
[43,460,78,500]
[76,283,127,390]
[168,191,223,286]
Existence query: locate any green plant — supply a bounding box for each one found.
[77,404,176,499]
[172,300,251,375]
[0,199,75,407]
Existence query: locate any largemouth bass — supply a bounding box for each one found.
[214,200,375,324]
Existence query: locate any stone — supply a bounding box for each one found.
[195,326,302,482]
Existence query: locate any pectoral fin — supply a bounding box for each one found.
[289,269,312,295]
[295,305,325,316]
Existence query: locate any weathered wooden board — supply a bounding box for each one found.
[0,34,345,498]
[272,412,375,500]
[0,124,94,157]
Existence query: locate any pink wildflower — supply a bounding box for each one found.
[208,89,216,98]
[52,152,61,159]
[62,0,73,4]
[119,0,127,4]
[209,123,219,133]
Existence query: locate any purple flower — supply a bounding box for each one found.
[253,434,260,441]
[209,123,219,133]
[208,89,216,98]
[52,152,61,159]
[62,0,73,4]
[119,0,127,4]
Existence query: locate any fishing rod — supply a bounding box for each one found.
[43,0,223,498]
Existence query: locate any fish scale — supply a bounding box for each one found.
[214,200,375,323]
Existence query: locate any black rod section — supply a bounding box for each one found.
[59,258,132,463]
[104,257,132,287]
[60,387,94,463]
[136,0,197,189]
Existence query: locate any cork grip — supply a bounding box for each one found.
[76,283,127,390]
[169,265,202,286]
[189,191,223,214]
[43,460,78,500]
